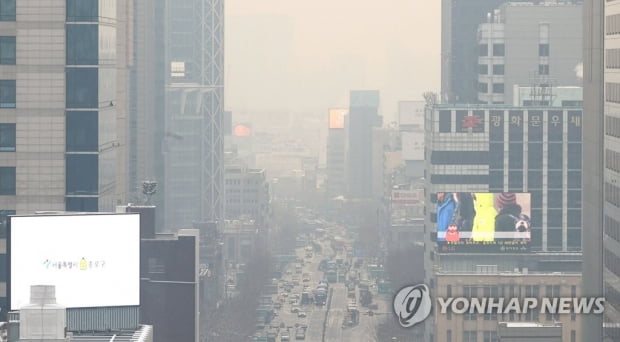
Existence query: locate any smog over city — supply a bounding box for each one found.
[0,0,613,342]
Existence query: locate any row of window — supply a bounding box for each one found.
[478,43,504,57]
[605,181,620,208]
[606,149,620,173]
[604,214,620,244]
[605,249,620,280]
[606,115,620,138]
[605,82,620,103]
[478,83,504,94]
[0,162,100,196]
[607,14,620,35]
[607,48,620,69]
[0,113,100,153]
[605,284,620,315]
[478,64,504,76]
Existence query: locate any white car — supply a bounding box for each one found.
[297,311,307,318]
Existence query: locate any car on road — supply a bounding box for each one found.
[297,311,307,318]
[281,331,290,341]
[295,328,306,340]
[290,306,300,313]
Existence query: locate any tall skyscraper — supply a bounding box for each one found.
[476,2,582,105]
[162,0,224,231]
[582,0,620,340]
[128,0,166,213]
[326,108,348,197]
[0,0,133,315]
[346,90,381,199]
[423,104,584,341]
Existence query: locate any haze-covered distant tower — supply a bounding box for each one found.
[163,0,224,230]
[346,90,381,199]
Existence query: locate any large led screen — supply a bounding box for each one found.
[9,213,140,309]
[435,192,531,252]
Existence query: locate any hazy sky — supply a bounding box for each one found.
[225,1,441,123]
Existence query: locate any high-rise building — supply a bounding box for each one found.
[128,0,166,216]
[224,153,271,228]
[425,104,583,251]
[441,0,582,103]
[162,0,224,231]
[423,104,583,340]
[326,109,348,197]
[0,0,132,317]
[346,90,381,199]
[476,2,582,105]
[598,0,620,340]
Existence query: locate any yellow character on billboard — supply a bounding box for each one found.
[80,257,87,270]
[472,193,497,242]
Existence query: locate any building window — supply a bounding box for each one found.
[492,83,504,94]
[0,80,15,108]
[492,64,504,75]
[0,36,15,64]
[66,111,98,152]
[478,64,488,75]
[66,154,98,195]
[0,0,15,21]
[478,82,488,93]
[539,43,550,56]
[463,331,477,342]
[66,68,98,108]
[0,209,14,238]
[539,64,549,75]
[65,197,98,212]
[0,123,15,152]
[0,167,15,195]
[493,44,505,57]
[479,44,488,57]
[67,24,98,65]
[483,331,498,342]
[67,0,98,22]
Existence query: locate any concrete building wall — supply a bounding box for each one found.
[582,0,605,340]
[503,3,582,102]
[603,1,620,341]
[434,273,581,342]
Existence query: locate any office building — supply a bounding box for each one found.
[162,0,224,231]
[140,229,200,342]
[0,0,133,317]
[224,153,271,227]
[581,0,620,340]
[424,104,582,251]
[346,90,381,199]
[326,109,348,197]
[128,0,166,217]
[433,270,580,342]
[423,104,583,340]
[476,2,582,105]
[442,0,526,103]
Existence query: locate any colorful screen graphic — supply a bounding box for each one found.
[435,192,531,252]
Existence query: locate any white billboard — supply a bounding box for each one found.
[9,213,140,309]
[401,131,424,160]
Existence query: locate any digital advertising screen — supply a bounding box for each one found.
[9,213,140,309]
[434,192,531,253]
[329,109,349,129]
